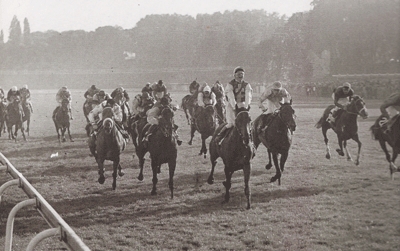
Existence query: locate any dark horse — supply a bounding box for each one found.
[181,80,200,125]
[370,114,400,179]
[52,98,74,143]
[136,106,177,198]
[90,107,126,190]
[207,109,254,209]
[6,97,26,142]
[188,105,217,158]
[252,102,296,185]
[315,95,368,165]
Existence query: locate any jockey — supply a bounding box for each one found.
[152,80,168,101]
[211,80,225,104]
[143,95,182,146]
[258,81,291,114]
[379,92,400,133]
[19,84,34,113]
[141,83,153,97]
[215,67,252,144]
[92,90,110,105]
[84,85,101,110]
[56,86,73,119]
[132,91,155,120]
[195,85,216,118]
[327,82,354,126]
[7,86,20,104]
[111,87,130,103]
[189,80,200,95]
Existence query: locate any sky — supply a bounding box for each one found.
[0,0,313,41]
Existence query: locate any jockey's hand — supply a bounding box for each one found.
[172,106,177,111]
[92,124,98,130]
[262,108,267,112]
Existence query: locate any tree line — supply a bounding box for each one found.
[0,0,398,83]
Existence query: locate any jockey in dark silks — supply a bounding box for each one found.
[380,92,400,133]
[84,84,101,111]
[327,82,354,126]
[152,80,168,102]
[143,95,182,146]
[19,84,34,113]
[141,83,153,98]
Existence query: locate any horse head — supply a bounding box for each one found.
[159,106,174,137]
[347,95,368,119]
[234,110,252,145]
[278,103,297,133]
[189,80,200,94]
[103,117,115,134]
[60,98,70,112]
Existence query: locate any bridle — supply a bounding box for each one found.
[346,98,366,116]
[234,111,251,145]
[276,105,296,135]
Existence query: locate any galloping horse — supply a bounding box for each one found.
[181,80,200,125]
[52,98,73,143]
[21,98,32,135]
[207,109,254,209]
[6,97,26,142]
[188,105,217,158]
[370,114,400,179]
[90,107,126,190]
[136,106,177,198]
[252,102,296,185]
[315,95,368,165]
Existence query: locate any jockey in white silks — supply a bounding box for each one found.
[258,81,291,114]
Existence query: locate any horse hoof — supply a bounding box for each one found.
[265,163,272,170]
[70,139,74,142]
[118,170,125,177]
[207,178,214,185]
[112,185,116,190]
[204,154,207,159]
[151,190,157,196]
[336,149,344,156]
[137,174,144,181]
[325,153,331,159]
[188,141,192,145]
[98,176,105,184]
[270,176,278,183]
[198,152,202,156]
[222,181,227,187]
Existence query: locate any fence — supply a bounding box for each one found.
[0,152,91,251]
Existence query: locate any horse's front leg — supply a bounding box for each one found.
[151,159,158,195]
[137,147,145,181]
[20,125,26,141]
[280,151,289,173]
[61,128,66,142]
[222,168,232,204]
[97,158,105,184]
[112,159,119,190]
[168,159,176,199]
[188,123,196,145]
[390,147,399,179]
[336,133,345,156]
[343,140,353,162]
[243,163,251,210]
[352,134,362,166]
[270,153,282,185]
[200,135,207,158]
[265,149,272,169]
[67,126,74,142]
[26,119,30,136]
[322,126,331,159]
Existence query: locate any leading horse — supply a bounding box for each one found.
[52,98,73,143]
[315,95,368,165]
[90,107,126,190]
[252,102,296,185]
[136,106,177,198]
[6,97,26,142]
[207,109,254,209]
[370,114,400,179]
[188,105,217,158]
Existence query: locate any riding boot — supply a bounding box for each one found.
[173,124,182,146]
[215,124,229,145]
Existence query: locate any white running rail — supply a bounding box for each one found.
[0,152,91,251]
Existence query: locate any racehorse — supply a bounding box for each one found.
[370,114,400,179]
[0,101,7,137]
[6,97,26,142]
[315,95,368,165]
[129,114,148,150]
[181,80,200,125]
[207,109,254,209]
[136,106,177,198]
[252,102,296,185]
[90,107,126,190]
[52,98,73,143]
[188,105,217,158]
